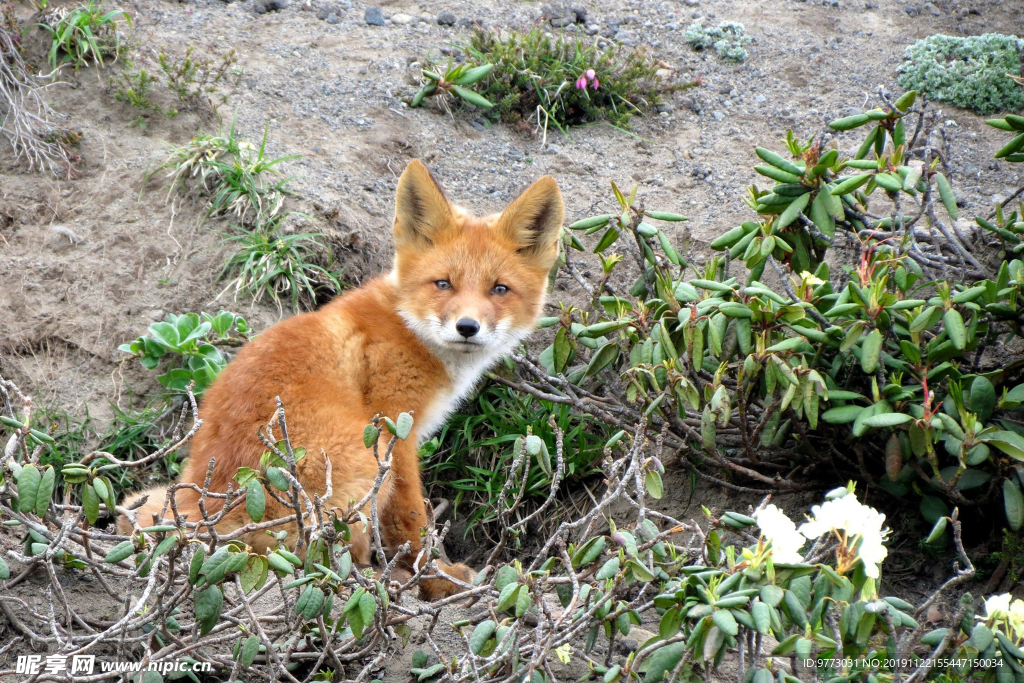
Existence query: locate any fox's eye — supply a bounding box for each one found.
[435,280,452,291]
[491,284,509,296]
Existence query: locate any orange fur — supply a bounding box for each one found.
[118,160,564,600]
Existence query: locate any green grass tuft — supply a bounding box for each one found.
[219,215,343,312]
[422,383,608,531]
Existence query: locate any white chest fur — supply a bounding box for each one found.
[415,347,506,440]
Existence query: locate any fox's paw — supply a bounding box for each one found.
[418,562,476,601]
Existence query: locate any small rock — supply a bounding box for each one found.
[316,4,341,19]
[656,103,674,113]
[436,10,456,25]
[391,11,413,23]
[325,11,339,22]
[541,144,559,155]
[903,4,920,15]
[612,29,636,45]
[457,16,482,26]
[754,94,766,103]
[365,6,385,24]
[712,110,725,121]
[684,0,699,7]
[923,1,940,13]
[541,3,580,27]
[655,68,672,79]
[864,1,877,7]
[255,0,288,13]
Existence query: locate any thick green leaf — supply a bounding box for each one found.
[246,480,265,523]
[195,586,223,636]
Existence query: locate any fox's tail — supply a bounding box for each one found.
[116,486,198,535]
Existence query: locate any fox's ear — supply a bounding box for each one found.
[496,176,564,261]
[394,159,453,246]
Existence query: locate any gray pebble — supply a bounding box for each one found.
[437,10,456,25]
[365,6,385,25]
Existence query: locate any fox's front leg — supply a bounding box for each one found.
[379,441,475,600]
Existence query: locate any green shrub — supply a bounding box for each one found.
[898,33,1024,115]
[500,90,1024,538]
[684,21,751,62]
[414,28,662,132]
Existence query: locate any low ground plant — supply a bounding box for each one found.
[110,44,238,122]
[148,119,298,224]
[0,381,1008,683]
[37,0,130,71]
[898,33,1024,115]
[119,310,250,395]
[422,383,608,532]
[218,215,343,312]
[684,21,751,62]
[158,45,238,115]
[413,28,663,134]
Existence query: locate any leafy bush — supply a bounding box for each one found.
[898,33,1024,115]
[119,310,250,395]
[685,21,752,63]
[37,0,130,71]
[414,28,662,132]
[149,119,298,225]
[0,379,1008,683]
[497,90,1024,540]
[219,216,342,312]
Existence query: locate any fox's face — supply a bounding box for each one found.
[391,160,564,361]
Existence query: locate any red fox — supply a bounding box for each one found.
[119,159,565,600]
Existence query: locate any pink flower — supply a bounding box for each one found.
[575,75,587,90]
[585,69,596,80]
[591,77,600,90]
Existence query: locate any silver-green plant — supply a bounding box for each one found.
[898,33,1024,115]
[684,21,751,63]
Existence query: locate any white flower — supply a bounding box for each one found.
[799,271,825,287]
[980,594,1024,642]
[981,594,1013,621]
[798,494,889,579]
[753,504,806,564]
[1009,599,1024,641]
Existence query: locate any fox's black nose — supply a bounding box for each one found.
[456,318,480,339]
